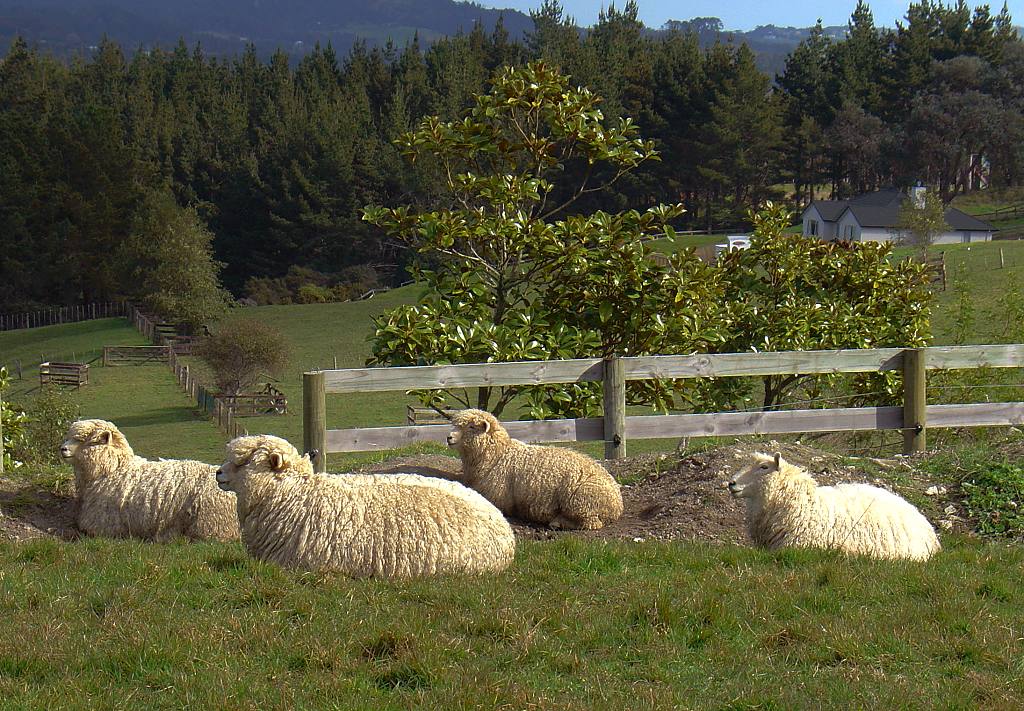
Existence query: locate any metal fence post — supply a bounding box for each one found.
[603,356,626,460]
[304,371,327,473]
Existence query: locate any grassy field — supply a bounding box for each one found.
[3,239,1024,467]
[2,227,1024,708]
[0,535,1021,708]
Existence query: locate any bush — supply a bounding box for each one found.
[12,387,79,467]
[244,265,385,305]
[1,367,28,470]
[961,462,1024,537]
[195,317,291,396]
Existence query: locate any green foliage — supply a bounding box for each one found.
[365,61,731,416]
[244,266,384,306]
[893,189,951,257]
[960,462,1024,537]
[122,189,233,330]
[10,386,79,467]
[720,202,934,407]
[0,367,28,470]
[195,317,292,396]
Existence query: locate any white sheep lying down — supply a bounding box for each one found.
[215,434,515,578]
[728,452,940,561]
[60,419,239,542]
[446,409,623,530]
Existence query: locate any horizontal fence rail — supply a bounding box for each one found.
[303,345,1024,471]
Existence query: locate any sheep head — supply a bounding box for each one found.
[217,434,313,492]
[728,452,784,499]
[60,419,134,481]
[446,409,506,454]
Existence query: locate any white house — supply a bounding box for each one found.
[801,188,995,244]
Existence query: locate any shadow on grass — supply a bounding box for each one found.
[113,408,211,428]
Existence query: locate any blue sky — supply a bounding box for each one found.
[480,0,1022,31]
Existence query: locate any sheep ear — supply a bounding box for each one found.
[480,418,491,434]
[91,430,111,446]
[773,452,782,467]
[269,452,285,471]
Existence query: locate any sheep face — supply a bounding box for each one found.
[446,409,499,452]
[60,419,133,479]
[216,435,311,492]
[728,452,782,499]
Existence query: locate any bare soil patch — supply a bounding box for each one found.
[357,441,967,544]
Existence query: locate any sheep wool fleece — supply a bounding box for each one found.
[730,452,940,561]
[218,435,515,578]
[448,409,623,530]
[61,419,239,542]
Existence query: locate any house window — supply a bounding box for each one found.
[844,225,855,240]
[961,232,971,244]
[808,219,819,236]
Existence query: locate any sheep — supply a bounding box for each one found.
[60,419,239,542]
[446,409,623,530]
[215,434,515,578]
[727,452,940,561]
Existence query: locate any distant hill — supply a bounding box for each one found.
[654,18,848,77]
[0,0,535,57]
[0,0,900,76]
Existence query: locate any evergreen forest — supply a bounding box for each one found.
[1,0,1021,313]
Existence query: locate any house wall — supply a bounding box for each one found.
[886,229,994,245]
[932,230,993,244]
[801,205,837,239]
[858,227,892,242]
[835,211,864,241]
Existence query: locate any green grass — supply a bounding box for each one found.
[951,186,1024,216]
[2,240,1024,468]
[0,535,1020,708]
[920,241,1024,344]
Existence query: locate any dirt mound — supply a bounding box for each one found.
[0,477,79,541]
[0,442,964,544]
[359,441,966,543]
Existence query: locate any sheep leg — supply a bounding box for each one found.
[549,513,603,530]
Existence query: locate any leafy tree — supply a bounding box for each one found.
[122,188,232,329]
[892,187,950,257]
[196,317,291,396]
[696,44,783,223]
[720,202,934,408]
[364,61,733,417]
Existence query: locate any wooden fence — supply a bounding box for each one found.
[0,302,128,332]
[301,344,1024,473]
[103,345,172,366]
[167,350,248,439]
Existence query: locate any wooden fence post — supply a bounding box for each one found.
[304,371,327,473]
[603,356,626,460]
[902,348,927,455]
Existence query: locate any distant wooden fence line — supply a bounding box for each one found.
[0,302,128,332]
[301,344,1024,472]
[166,349,248,440]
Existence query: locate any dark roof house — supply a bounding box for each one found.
[801,188,995,244]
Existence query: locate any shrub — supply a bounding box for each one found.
[1,367,28,470]
[12,386,79,467]
[195,317,291,396]
[960,462,1024,537]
